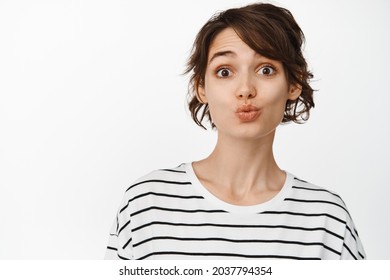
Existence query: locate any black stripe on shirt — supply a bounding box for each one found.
[284,198,349,215]
[133,236,341,256]
[120,192,204,214]
[107,246,130,260]
[122,238,132,250]
[346,224,358,242]
[125,179,192,193]
[138,251,321,260]
[118,255,131,260]
[260,211,346,224]
[358,251,365,259]
[159,169,186,174]
[107,246,117,251]
[292,185,342,200]
[131,206,226,218]
[343,243,358,260]
[118,220,131,236]
[294,177,308,183]
[132,221,344,240]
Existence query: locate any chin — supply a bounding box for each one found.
[218,125,276,141]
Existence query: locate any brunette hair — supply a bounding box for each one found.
[185,3,315,129]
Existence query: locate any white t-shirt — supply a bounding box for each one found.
[105,163,365,260]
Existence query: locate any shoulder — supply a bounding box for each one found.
[286,174,366,259]
[127,163,186,187]
[289,175,346,206]
[286,174,351,221]
[121,163,191,199]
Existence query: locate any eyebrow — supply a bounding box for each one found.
[208,50,236,64]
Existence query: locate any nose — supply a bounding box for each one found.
[236,74,256,100]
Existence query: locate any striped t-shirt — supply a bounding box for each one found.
[105,163,365,260]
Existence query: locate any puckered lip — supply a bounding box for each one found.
[236,104,260,113]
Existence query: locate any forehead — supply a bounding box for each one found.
[208,27,257,62]
[210,28,243,49]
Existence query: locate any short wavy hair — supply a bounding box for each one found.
[185,3,315,129]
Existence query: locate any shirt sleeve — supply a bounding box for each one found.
[340,213,366,259]
[104,194,133,260]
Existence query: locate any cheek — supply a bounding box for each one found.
[261,86,289,119]
[265,91,288,107]
[264,78,289,102]
[206,94,229,122]
[204,85,233,125]
[204,82,230,105]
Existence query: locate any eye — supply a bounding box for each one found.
[216,68,232,78]
[258,65,276,76]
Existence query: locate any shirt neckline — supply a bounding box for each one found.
[184,162,294,214]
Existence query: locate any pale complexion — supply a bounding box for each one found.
[192,28,301,206]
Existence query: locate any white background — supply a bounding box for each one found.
[0,0,389,259]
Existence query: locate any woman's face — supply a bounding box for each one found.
[198,27,301,141]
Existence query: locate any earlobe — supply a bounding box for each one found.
[197,85,208,104]
[288,83,302,101]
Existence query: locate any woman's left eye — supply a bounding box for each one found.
[258,66,275,76]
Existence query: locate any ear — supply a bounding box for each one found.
[288,83,302,101]
[196,83,208,104]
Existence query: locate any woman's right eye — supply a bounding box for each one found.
[216,68,232,78]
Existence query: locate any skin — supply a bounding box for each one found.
[192,27,301,206]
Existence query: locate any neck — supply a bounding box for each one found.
[194,130,285,198]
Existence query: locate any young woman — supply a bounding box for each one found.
[105,3,365,260]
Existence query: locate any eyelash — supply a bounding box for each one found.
[215,66,232,79]
[214,64,277,79]
[258,64,277,76]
